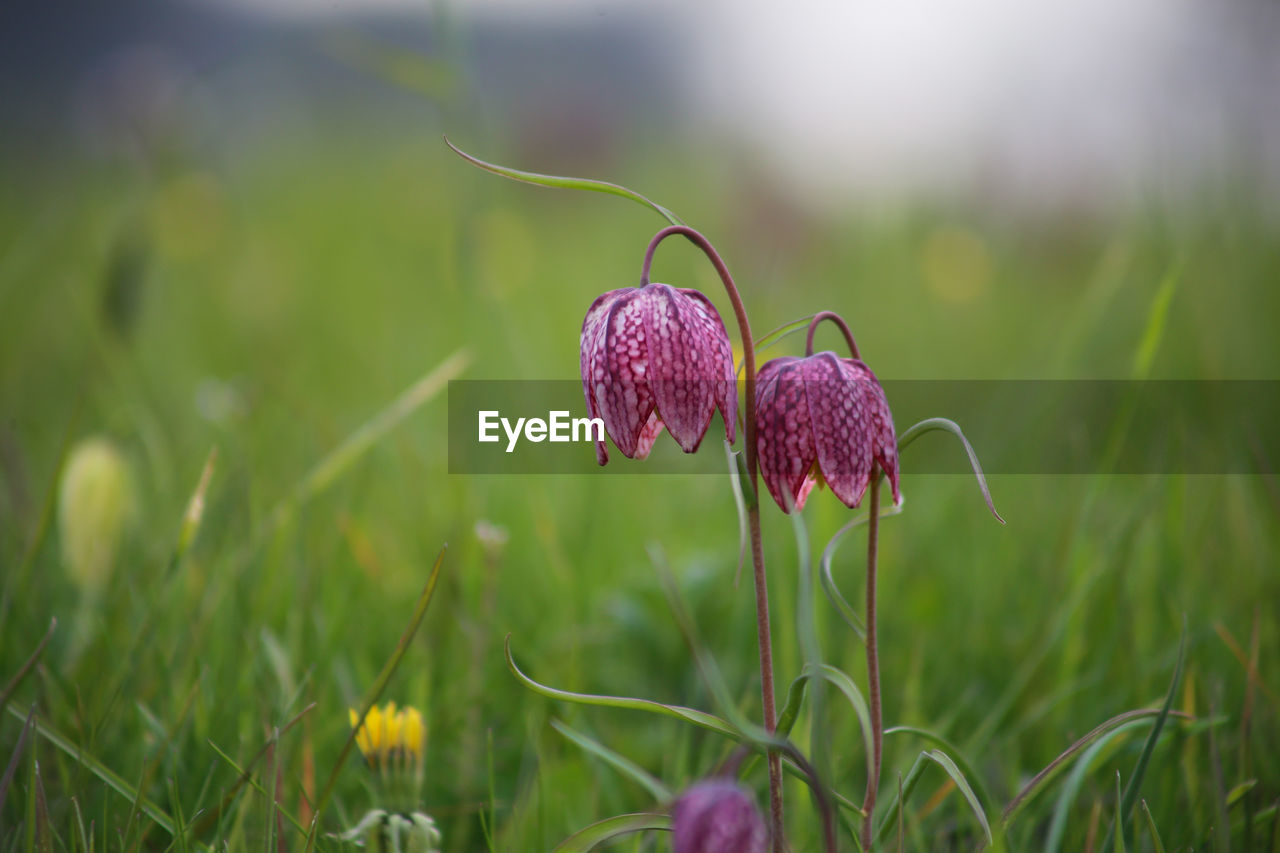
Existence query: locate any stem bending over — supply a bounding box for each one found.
[642,225,785,852]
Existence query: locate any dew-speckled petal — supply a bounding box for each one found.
[755,357,818,512]
[580,289,633,465]
[593,293,659,458]
[845,357,901,505]
[675,287,738,445]
[803,353,875,508]
[642,284,720,453]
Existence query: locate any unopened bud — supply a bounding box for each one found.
[58,437,134,595]
[671,780,767,853]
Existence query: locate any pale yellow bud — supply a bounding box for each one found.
[58,437,134,595]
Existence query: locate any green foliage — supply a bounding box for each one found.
[0,121,1276,852]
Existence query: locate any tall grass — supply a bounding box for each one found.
[1,130,1277,850]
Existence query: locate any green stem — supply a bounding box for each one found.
[861,470,883,850]
[641,225,784,851]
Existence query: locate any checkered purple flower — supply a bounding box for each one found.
[755,352,900,513]
[580,283,737,465]
[671,780,767,853]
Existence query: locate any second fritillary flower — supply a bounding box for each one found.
[755,351,901,513]
[580,283,737,465]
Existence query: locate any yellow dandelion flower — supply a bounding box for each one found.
[383,703,401,758]
[399,706,425,762]
[350,704,388,763]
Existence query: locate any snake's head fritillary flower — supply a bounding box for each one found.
[755,352,901,513]
[671,780,767,853]
[580,283,737,465]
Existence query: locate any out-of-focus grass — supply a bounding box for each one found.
[1,123,1277,852]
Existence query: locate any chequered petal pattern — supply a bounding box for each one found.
[669,287,738,446]
[580,283,738,465]
[755,357,818,511]
[755,351,900,513]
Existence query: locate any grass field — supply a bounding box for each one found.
[1,121,1278,851]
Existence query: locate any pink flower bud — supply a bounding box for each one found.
[671,781,767,853]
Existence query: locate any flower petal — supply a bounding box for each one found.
[804,353,875,508]
[675,287,738,445]
[755,357,818,512]
[633,410,665,459]
[642,284,720,453]
[581,289,632,466]
[593,292,660,458]
[845,358,901,504]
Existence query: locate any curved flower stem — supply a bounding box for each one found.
[804,310,860,359]
[641,225,784,851]
[860,467,883,850]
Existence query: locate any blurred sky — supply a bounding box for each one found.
[4,0,1279,210]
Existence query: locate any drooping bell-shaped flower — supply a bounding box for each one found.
[581,283,737,465]
[671,780,767,853]
[755,351,900,513]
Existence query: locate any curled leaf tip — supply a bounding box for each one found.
[897,416,1004,525]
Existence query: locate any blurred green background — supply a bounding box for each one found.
[1,1,1278,850]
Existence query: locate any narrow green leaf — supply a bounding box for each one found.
[262,349,469,543]
[5,706,175,836]
[1044,720,1151,853]
[166,777,189,853]
[1002,708,1187,828]
[1114,772,1127,853]
[172,445,217,566]
[550,812,672,852]
[648,547,787,750]
[872,749,993,848]
[895,417,1003,523]
[205,740,312,841]
[818,504,902,641]
[724,440,751,580]
[742,668,871,831]
[738,674,807,781]
[122,680,201,853]
[788,507,827,780]
[873,752,931,845]
[810,664,874,791]
[1227,779,1258,809]
[1102,620,1188,851]
[506,636,737,738]
[775,675,808,741]
[446,137,682,226]
[549,719,673,803]
[1140,799,1166,853]
[819,512,868,639]
[0,707,34,818]
[33,754,52,853]
[0,619,56,715]
[186,701,315,839]
[1131,260,1181,380]
[732,445,757,511]
[896,772,905,853]
[305,544,449,850]
[71,796,90,853]
[926,749,994,848]
[885,726,993,822]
